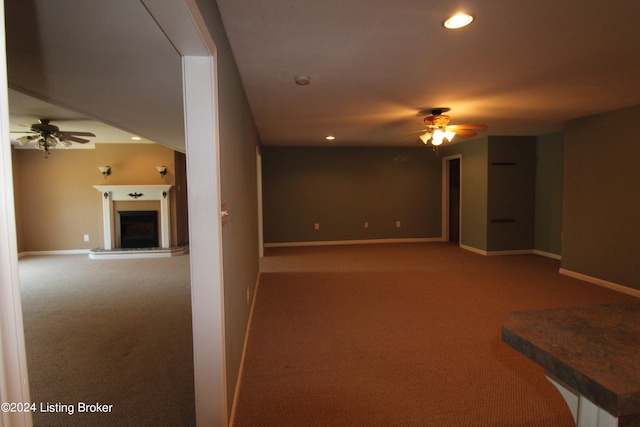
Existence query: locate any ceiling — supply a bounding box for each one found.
[216,0,640,146]
[5,0,640,150]
[4,0,184,151]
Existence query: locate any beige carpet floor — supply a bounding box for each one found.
[19,254,195,427]
[233,243,638,426]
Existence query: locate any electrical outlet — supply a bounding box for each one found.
[83,234,90,242]
[396,221,401,228]
[246,287,250,304]
[314,223,320,230]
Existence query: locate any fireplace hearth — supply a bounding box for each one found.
[118,211,159,248]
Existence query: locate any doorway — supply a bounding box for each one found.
[442,155,461,244]
[449,158,460,243]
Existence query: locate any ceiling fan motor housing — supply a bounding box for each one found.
[424,114,451,128]
[31,121,60,134]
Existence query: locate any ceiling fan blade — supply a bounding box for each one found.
[11,124,36,133]
[59,135,91,143]
[59,131,96,137]
[452,129,478,137]
[390,129,425,139]
[448,124,488,130]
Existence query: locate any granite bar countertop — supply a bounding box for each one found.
[501,302,640,418]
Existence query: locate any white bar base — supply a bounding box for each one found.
[546,374,618,427]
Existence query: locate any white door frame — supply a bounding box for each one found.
[182,55,227,426]
[0,2,32,426]
[442,154,462,244]
[0,3,31,426]
[256,146,264,257]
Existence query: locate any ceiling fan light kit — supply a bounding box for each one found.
[16,134,39,146]
[418,108,488,154]
[11,118,96,156]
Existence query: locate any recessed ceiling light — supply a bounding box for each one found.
[131,136,142,141]
[325,135,336,141]
[443,13,474,29]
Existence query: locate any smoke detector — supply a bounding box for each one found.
[295,75,311,86]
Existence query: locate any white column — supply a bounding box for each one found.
[160,190,170,248]
[100,191,113,250]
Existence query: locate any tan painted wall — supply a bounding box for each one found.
[11,147,26,252]
[94,143,174,185]
[13,149,102,251]
[95,143,179,246]
[13,143,187,252]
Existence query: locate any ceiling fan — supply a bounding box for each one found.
[418,108,487,153]
[12,119,96,156]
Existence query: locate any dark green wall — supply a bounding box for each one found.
[262,146,442,244]
[562,104,640,289]
[260,114,640,293]
[263,137,552,253]
[487,136,536,251]
[441,136,537,252]
[535,132,564,256]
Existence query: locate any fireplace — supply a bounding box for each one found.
[94,185,172,250]
[118,211,159,248]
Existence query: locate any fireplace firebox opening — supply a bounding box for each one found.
[118,211,159,249]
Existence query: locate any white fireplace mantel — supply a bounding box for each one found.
[94,185,172,250]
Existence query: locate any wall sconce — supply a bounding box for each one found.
[156,165,167,177]
[98,165,111,178]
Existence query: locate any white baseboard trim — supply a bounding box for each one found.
[559,268,640,298]
[19,247,191,260]
[459,244,488,255]
[461,245,533,256]
[264,237,443,248]
[18,249,90,258]
[532,249,562,260]
[460,245,562,260]
[486,249,534,256]
[88,246,189,260]
[229,273,261,426]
